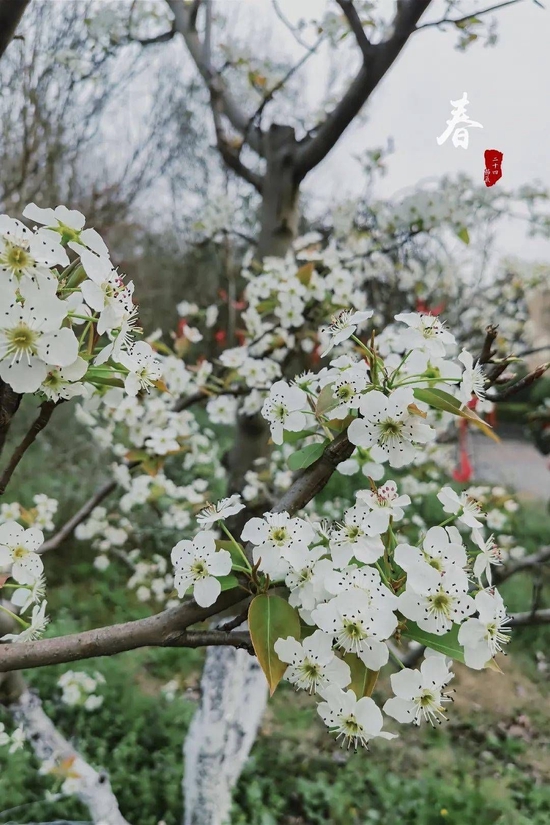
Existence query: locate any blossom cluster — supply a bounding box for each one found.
[0,203,161,399]
[57,670,105,711]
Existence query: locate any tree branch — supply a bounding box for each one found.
[488,362,549,401]
[507,608,550,627]
[0,401,58,496]
[39,477,121,554]
[415,0,525,31]
[166,0,264,156]
[479,324,499,365]
[295,0,434,178]
[0,0,30,60]
[0,591,250,672]
[494,546,550,585]
[7,687,131,825]
[0,423,356,672]
[336,0,374,61]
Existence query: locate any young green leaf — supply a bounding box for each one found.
[413,387,499,442]
[248,594,301,695]
[402,621,465,663]
[457,227,470,244]
[343,653,379,697]
[288,441,326,471]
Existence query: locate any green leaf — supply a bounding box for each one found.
[283,428,319,444]
[217,574,239,592]
[413,387,499,443]
[315,383,336,416]
[288,441,326,471]
[402,621,465,663]
[248,594,301,694]
[215,539,246,570]
[343,653,379,697]
[457,227,470,244]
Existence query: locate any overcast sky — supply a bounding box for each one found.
[238,0,550,263]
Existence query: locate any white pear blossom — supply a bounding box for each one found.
[196,495,245,525]
[1,600,49,642]
[274,630,351,693]
[40,357,88,402]
[356,480,411,531]
[312,591,396,666]
[76,247,133,335]
[241,511,315,578]
[321,309,373,357]
[284,547,333,612]
[317,686,396,748]
[383,654,454,725]
[171,531,232,607]
[437,486,485,530]
[261,380,309,445]
[0,521,44,584]
[458,589,510,669]
[394,526,468,592]
[398,576,475,635]
[0,299,79,393]
[0,215,68,291]
[394,312,455,358]
[9,575,47,613]
[329,505,384,568]
[348,388,436,468]
[23,202,109,256]
[118,341,162,396]
[458,349,486,404]
[471,529,502,585]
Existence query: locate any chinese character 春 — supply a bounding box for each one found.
[437,92,483,149]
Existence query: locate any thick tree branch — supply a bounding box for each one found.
[0,400,58,496]
[0,0,29,59]
[295,0,433,178]
[273,428,354,515]
[415,0,524,31]
[0,590,249,672]
[7,688,131,825]
[166,0,264,157]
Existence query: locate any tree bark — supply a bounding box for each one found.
[9,688,131,825]
[183,645,267,825]
[0,379,21,458]
[0,0,29,60]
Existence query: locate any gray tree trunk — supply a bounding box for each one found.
[182,126,300,825]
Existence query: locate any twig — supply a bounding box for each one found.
[478,324,499,365]
[507,608,550,627]
[0,401,58,496]
[39,460,140,554]
[271,0,319,52]
[216,606,250,632]
[489,362,549,401]
[494,546,550,585]
[415,0,524,31]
